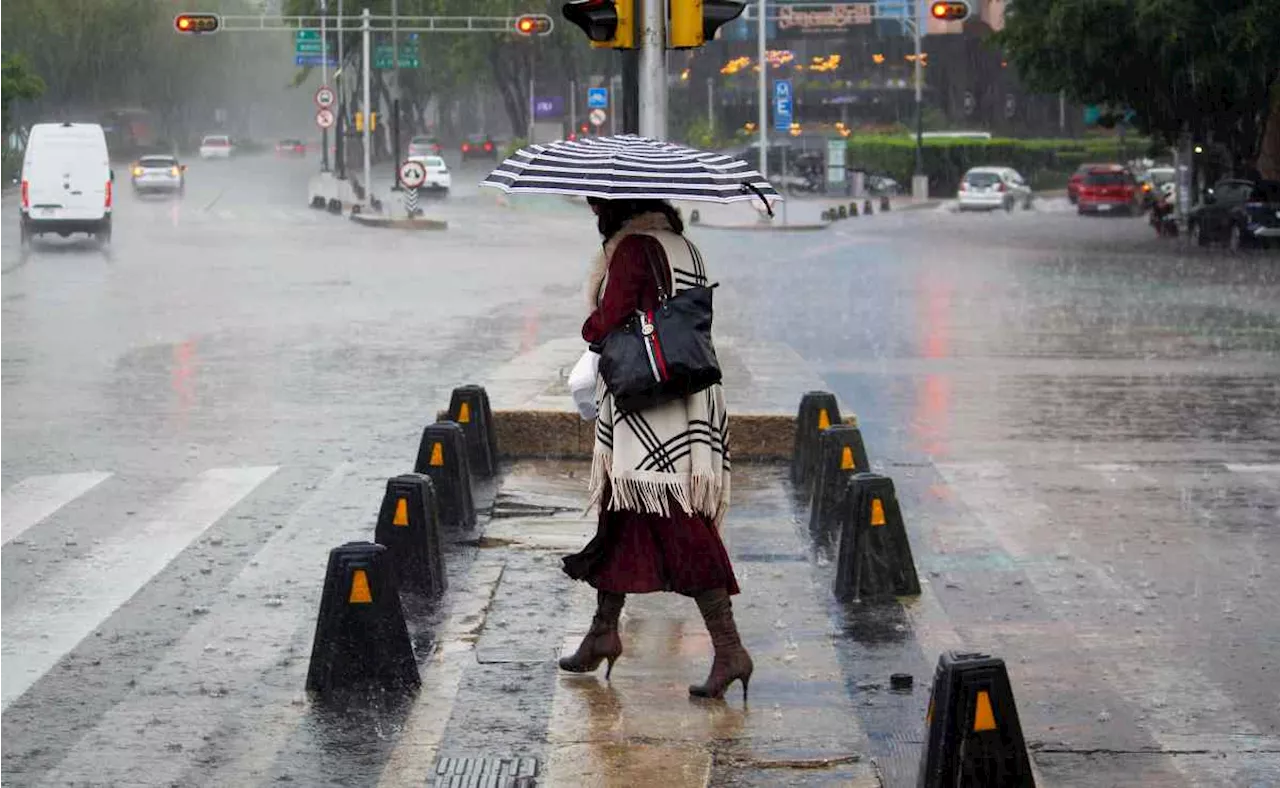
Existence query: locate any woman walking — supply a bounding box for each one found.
[559,197,752,702]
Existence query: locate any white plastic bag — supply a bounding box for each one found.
[568,349,600,421]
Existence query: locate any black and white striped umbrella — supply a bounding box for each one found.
[480,135,781,207]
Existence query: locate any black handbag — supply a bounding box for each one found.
[594,237,722,414]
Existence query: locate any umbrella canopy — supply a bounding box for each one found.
[480,135,781,207]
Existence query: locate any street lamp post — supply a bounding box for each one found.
[756,0,767,178]
[913,0,923,180]
[320,0,330,172]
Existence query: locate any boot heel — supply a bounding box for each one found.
[605,655,618,680]
[741,674,750,702]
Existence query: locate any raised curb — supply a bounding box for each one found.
[350,214,449,230]
[693,221,829,232]
[436,409,855,462]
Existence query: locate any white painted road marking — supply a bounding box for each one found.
[1,466,278,710]
[2,471,113,546]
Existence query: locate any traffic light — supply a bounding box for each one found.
[669,0,746,49]
[929,1,970,21]
[173,13,220,34]
[562,0,635,49]
[514,14,554,36]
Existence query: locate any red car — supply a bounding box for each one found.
[275,138,307,156]
[1077,167,1139,215]
[1068,162,1113,204]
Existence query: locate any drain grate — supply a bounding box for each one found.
[427,756,539,788]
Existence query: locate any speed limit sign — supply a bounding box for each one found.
[315,85,336,108]
[398,159,427,189]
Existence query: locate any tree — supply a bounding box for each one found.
[996,0,1280,174]
[2,52,46,133]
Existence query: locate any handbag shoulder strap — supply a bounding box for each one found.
[637,235,673,303]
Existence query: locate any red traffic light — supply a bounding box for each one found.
[174,13,220,34]
[515,14,554,35]
[929,1,970,21]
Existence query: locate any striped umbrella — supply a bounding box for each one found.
[480,135,781,209]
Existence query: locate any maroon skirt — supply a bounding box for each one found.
[562,494,740,597]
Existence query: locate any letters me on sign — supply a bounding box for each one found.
[777,4,872,33]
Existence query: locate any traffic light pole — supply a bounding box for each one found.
[362,7,372,205]
[757,0,767,178]
[622,52,640,134]
[638,0,667,138]
[320,0,330,173]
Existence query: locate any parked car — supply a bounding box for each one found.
[1187,178,1280,250]
[956,166,1033,211]
[1137,166,1176,210]
[1068,162,1113,204]
[407,135,442,157]
[1077,167,1139,215]
[407,154,451,195]
[460,134,497,160]
[19,122,113,245]
[275,138,306,156]
[199,134,233,159]
[131,154,185,195]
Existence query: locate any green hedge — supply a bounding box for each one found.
[847,136,1154,194]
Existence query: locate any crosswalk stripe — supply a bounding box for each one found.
[38,462,364,787]
[2,471,112,546]
[0,465,278,711]
[1224,463,1280,474]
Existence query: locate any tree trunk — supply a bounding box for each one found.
[1258,84,1280,180]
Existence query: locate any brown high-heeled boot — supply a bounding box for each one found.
[559,590,625,678]
[689,588,753,701]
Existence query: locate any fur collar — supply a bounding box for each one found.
[586,212,676,308]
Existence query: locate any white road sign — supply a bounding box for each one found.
[398,159,427,189]
[315,108,335,129]
[588,108,607,127]
[315,86,336,108]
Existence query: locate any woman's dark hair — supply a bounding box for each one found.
[589,198,684,240]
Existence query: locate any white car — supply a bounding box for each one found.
[199,134,233,159]
[131,155,185,195]
[408,155,451,194]
[957,166,1033,211]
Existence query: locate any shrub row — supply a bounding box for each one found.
[847,136,1154,195]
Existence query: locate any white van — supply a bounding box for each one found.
[20,122,113,245]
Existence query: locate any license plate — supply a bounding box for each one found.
[37,207,57,217]
[1097,204,1112,211]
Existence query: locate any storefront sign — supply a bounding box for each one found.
[777,4,873,33]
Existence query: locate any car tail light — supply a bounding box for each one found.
[105,180,112,208]
[133,166,144,177]
[21,180,29,209]
[462,143,470,152]
[484,142,493,151]
[1142,183,1152,193]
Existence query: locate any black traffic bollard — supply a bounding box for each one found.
[305,541,419,694]
[863,199,874,216]
[809,425,871,536]
[413,422,477,529]
[880,194,891,212]
[446,385,498,478]
[917,651,1035,788]
[838,205,848,219]
[849,201,859,217]
[311,195,327,209]
[791,391,842,491]
[833,473,920,601]
[327,198,342,214]
[374,474,447,597]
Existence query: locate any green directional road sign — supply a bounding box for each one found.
[295,29,320,40]
[374,44,420,68]
[294,29,332,55]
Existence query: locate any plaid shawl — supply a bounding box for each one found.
[586,213,732,526]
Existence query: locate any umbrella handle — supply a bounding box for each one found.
[741,182,774,217]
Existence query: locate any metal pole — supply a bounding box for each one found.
[528,56,535,142]
[622,55,640,134]
[336,0,345,178]
[570,79,577,136]
[320,0,330,172]
[757,0,767,177]
[913,0,923,177]
[1059,90,1066,133]
[391,0,401,190]
[638,0,666,138]
[707,77,714,137]
[362,7,372,207]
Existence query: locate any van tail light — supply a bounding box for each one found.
[22,180,30,209]
[105,180,112,208]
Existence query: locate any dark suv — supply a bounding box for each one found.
[461,134,497,160]
[1188,179,1280,250]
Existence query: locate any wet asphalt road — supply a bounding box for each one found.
[2,152,1278,787]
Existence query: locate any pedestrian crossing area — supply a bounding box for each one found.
[2,457,1277,785]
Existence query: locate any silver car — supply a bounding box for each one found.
[130,155,185,195]
[957,166,1033,211]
